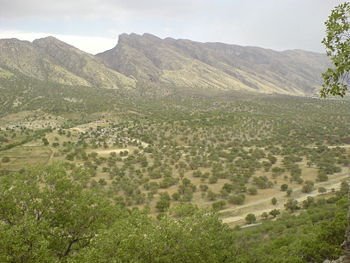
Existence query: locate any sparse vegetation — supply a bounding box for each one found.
[0,90,349,262]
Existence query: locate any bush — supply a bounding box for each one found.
[1,156,10,163]
[247,186,258,195]
[317,170,329,182]
[42,137,49,146]
[302,181,314,193]
[261,212,269,220]
[156,193,171,212]
[245,213,256,224]
[228,194,245,205]
[318,187,327,193]
[253,176,273,189]
[208,176,218,184]
[284,199,300,212]
[280,184,289,191]
[212,200,226,211]
[269,209,280,218]
[271,197,277,205]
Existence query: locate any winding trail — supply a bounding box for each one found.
[220,172,349,224]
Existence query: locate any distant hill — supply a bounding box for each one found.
[0,33,330,97]
[0,37,136,89]
[96,33,330,96]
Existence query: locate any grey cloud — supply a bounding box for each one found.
[0,0,346,52]
[0,0,202,18]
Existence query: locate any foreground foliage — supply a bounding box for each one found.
[0,164,347,262]
[322,1,350,97]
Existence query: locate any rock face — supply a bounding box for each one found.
[97,33,330,96]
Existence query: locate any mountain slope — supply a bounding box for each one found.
[0,37,136,89]
[0,34,330,96]
[33,37,135,89]
[0,38,90,86]
[97,33,329,95]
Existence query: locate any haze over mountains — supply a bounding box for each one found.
[0,33,330,96]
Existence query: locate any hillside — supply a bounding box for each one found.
[0,37,136,89]
[0,34,330,97]
[97,33,330,95]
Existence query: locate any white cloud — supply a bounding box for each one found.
[0,30,117,54]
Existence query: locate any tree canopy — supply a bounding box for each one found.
[321,2,350,97]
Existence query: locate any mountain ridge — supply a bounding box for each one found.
[0,33,330,97]
[97,33,330,96]
[0,36,136,89]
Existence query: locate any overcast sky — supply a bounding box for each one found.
[0,0,346,54]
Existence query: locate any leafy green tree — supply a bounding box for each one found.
[245,213,256,224]
[0,164,119,261]
[284,199,300,213]
[271,197,277,206]
[302,196,315,209]
[269,209,280,218]
[73,210,234,263]
[280,184,289,192]
[321,2,350,97]
[42,137,49,146]
[302,180,315,193]
[206,190,217,201]
[212,200,226,211]
[339,180,349,196]
[261,212,269,220]
[156,192,171,212]
[247,186,258,195]
[317,170,329,182]
[0,218,54,263]
[228,194,245,205]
